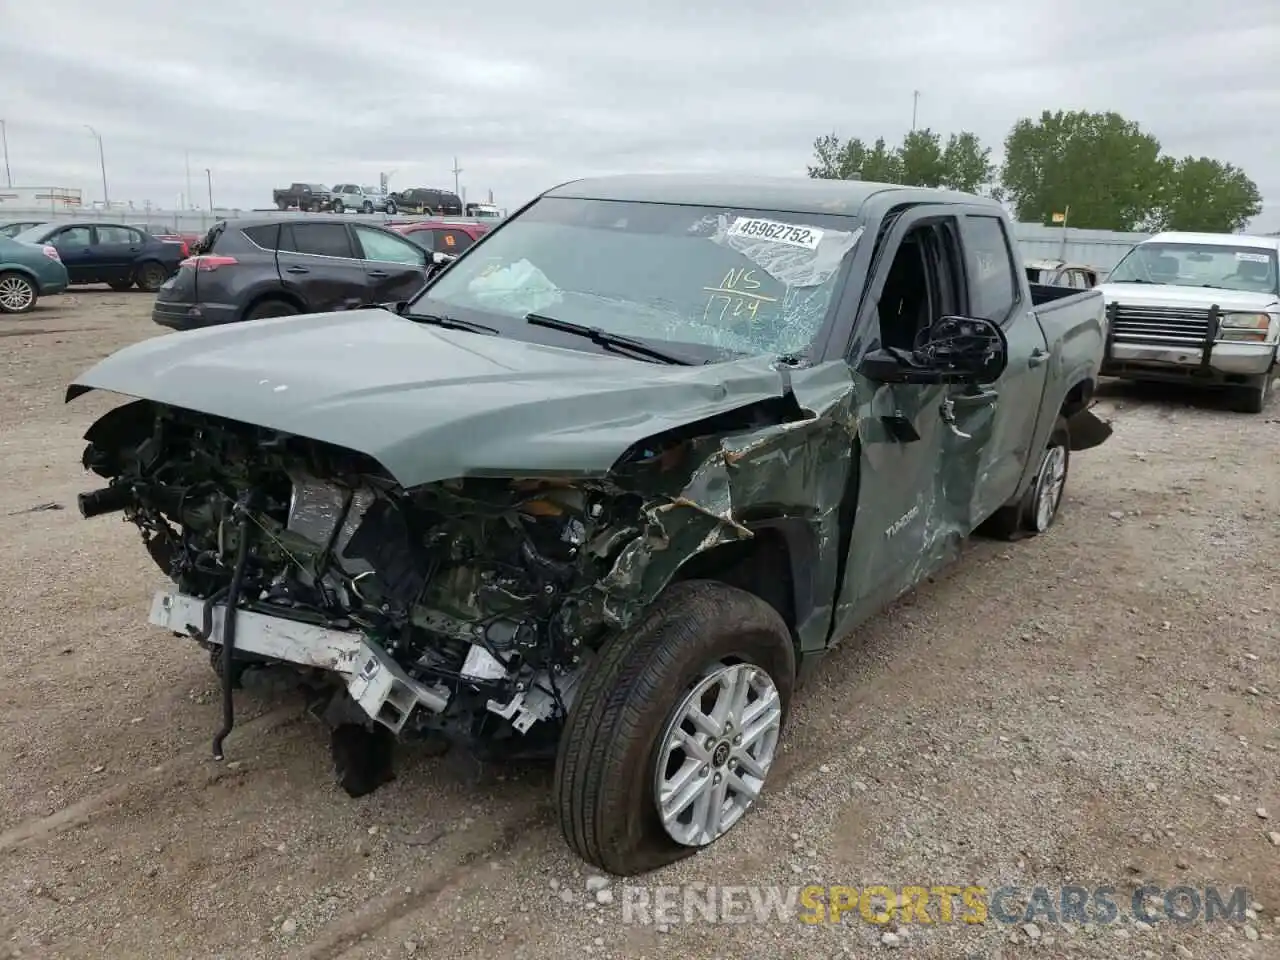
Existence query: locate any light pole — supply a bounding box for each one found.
[452,156,463,197]
[1,119,10,187]
[85,125,108,207]
[911,90,919,132]
[205,168,213,212]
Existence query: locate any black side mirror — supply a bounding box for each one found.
[859,315,1009,385]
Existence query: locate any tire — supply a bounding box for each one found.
[0,271,37,314]
[134,261,168,293]
[332,200,345,214]
[1228,373,1271,414]
[362,201,374,214]
[385,201,398,215]
[276,199,288,211]
[107,279,134,292]
[978,417,1071,540]
[554,579,795,877]
[243,298,300,322]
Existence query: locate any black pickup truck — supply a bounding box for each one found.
[271,183,333,212]
[68,174,1110,878]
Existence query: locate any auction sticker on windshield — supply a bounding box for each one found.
[727,217,824,250]
[1236,252,1270,263]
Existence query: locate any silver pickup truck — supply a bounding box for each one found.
[1095,231,1279,412]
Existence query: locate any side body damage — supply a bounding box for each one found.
[75,360,857,762]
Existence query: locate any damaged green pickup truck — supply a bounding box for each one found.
[68,174,1110,876]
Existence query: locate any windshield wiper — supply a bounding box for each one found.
[525,313,691,365]
[402,308,498,335]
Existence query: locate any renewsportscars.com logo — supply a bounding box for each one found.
[619,883,1253,927]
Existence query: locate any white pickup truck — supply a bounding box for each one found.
[1095,231,1279,412]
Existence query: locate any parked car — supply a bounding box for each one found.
[0,235,68,313]
[151,215,430,330]
[11,222,184,292]
[1024,258,1099,289]
[385,187,463,215]
[0,220,49,239]
[388,218,490,255]
[330,184,391,214]
[272,182,333,212]
[67,174,1109,877]
[130,222,202,257]
[1095,231,1279,412]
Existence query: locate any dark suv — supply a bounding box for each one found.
[152,216,430,330]
[385,187,463,215]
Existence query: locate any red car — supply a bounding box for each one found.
[131,222,203,258]
[387,218,490,256]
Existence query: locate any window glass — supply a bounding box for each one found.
[434,228,474,253]
[241,225,279,250]
[283,223,354,258]
[419,196,864,357]
[54,226,93,247]
[1108,242,1278,294]
[96,225,143,244]
[402,229,435,252]
[963,215,1017,320]
[353,225,425,264]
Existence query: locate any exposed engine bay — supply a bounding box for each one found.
[76,397,806,769]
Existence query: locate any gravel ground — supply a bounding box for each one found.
[0,291,1276,960]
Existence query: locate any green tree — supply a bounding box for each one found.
[897,129,948,187]
[941,131,996,194]
[1153,156,1262,233]
[807,134,902,183]
[808,128,994,192]
[1000,110,1166,231]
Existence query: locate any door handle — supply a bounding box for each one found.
[285,266,309,274]
[949,389,999,407]
[1028,348,1050,367]
[367,270,389,278]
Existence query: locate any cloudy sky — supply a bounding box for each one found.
[2,0,1278,230]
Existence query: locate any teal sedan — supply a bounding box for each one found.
[0,236,70,313]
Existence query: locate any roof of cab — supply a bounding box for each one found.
[542,173,993,217]
[1146,231,1280,251]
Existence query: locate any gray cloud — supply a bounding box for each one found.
[2,0,1277,229]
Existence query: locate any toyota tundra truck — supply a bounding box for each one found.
[1095,231,1279,412]
[67,175,1110,877]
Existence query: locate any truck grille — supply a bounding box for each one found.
[1111,304,1211,347]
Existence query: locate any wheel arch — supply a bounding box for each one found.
[238,287,307,322]
[0,264,42,292]
[667,516,820,654]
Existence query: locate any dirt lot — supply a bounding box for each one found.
[0,291,1276,960]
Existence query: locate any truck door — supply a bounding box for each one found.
[833,207,961,633]
[944,212,1050,526]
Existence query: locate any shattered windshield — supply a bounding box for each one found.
[415,197,864,357]
[1108,242,1279,295]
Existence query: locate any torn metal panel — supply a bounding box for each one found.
[595,360,858,652]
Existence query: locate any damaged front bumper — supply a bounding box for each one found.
[150,590,450,732]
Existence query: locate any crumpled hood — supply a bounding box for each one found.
[67,308,815,487]
[1095,282,1279,313]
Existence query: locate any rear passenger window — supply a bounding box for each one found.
[241,225,279,250]
[963,215,1018,322]
[282,223,354,258]
[403,230,435,252]
[434,229,473,252]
